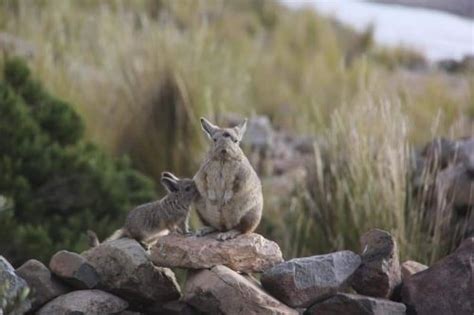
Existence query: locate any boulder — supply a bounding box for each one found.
[306,293,406,315]
[400,260,428,281]
[184,265,298,315]
[82,238,180,306]
[0,256,31,314]
[351,229,402,298]
[49,250,99,289]
[151,233,283,273]
[261,250,361,308]
[401,237,474,315]
[37,289,128,315]
[16,259,70,310]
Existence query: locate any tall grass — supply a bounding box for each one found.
[1,0,472,263]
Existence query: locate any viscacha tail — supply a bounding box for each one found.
[86,230,100,248]
[87,228,127,248]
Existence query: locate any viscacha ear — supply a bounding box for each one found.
[234,118,248,141]
[161,172,179,181]
[161,177,179,193]
[200,117,219,139]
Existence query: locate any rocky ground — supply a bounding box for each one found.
[1,229,473,314]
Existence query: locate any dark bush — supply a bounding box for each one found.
[0,58,156,266]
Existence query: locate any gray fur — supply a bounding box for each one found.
[88,172,198,247]
[194,117,263,241]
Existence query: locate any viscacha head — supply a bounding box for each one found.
[200,117,247,161]
[161,172,199,204]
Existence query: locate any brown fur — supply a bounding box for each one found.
[194,117,263,241]
[88,172,198,247]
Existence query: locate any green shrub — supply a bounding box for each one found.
[0,58,156,266]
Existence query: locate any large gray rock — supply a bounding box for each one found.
[82,238,180,305]
[184,265,298,315]
[37,289,128,315]
[16,259,70,310]
[151,233,283,273]
[49,250,99,289]
[400,260,428,281]
[351,229,402,298]
[261,251,361,308]
[0,256,31,315]
[401,237,474,315]
[306,293,406,315]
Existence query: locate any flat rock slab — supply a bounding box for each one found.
[49,250,99,289]
[351,229,402,299]
[37,289,128,315]
[306,293,406,315]
[0,255,32,314]
[401,237,474,315]
[151,233,283,273]
[82,238,180,306]
[184,265,298,315]
[16,259,70,310]
[261,250,361,308]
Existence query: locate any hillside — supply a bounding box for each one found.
[370,0,474,19]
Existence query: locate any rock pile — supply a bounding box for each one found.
[1,230,472,314]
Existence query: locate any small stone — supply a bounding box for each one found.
[16,259,70,310]
[49,250,99,289]
[261,250,361,308]
[184,265,298,315]
[306,293,406,315]
[401,237,474,315]
[36,289,128,315]
[400,260,428,281]
[151,233,283,273]
[351,229,402,298]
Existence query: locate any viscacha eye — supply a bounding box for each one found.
[213,138,217,142]
[185,186,191,192]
